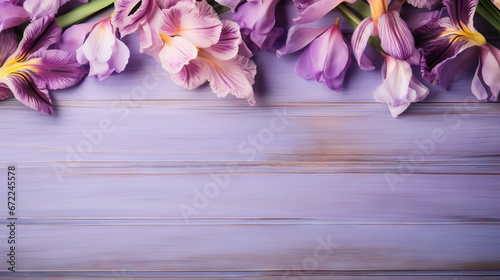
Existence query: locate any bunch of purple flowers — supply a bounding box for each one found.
[0,0,498,117]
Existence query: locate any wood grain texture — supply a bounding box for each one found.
[0,6,500,279]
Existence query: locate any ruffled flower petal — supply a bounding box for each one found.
[292,0,355,23]
[204,20,241,61]
[201,52,257,105]
[373,56,429,117]
[170,58,209,90]
[351,17,375,70]
[112,0,156,36]
[276,24,327,57]
[377,11,417,61]
[445,0,477,30]
[158,35,198,73]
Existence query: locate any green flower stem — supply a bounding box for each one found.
[346,0,371,19]
[56,0,115,29]
[477,0,500,34]
[337,3,384,54]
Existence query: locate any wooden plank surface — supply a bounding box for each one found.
[0,7,500,279]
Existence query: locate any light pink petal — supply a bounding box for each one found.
[0,83,14,100]
[351,17,375,70]
[4,72,52,114]
[57,22,95,55]
[170,58,209,90]
[0,28,18,66]
[0,1,30,32]
[201,52,257,105]
[373,56,429,117]
[177,0,222,48]
[79,19,115,64]
[158,35,198,73]
[108,38,130,75]
[204,20,241,61]
[23,0,68,19]
[293,0,355,24]
[276,24,327,57]
[377,11,417,61]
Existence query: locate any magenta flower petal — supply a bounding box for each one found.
[29,49,86,90]
[0,29,18,66]
[295,22,351,91]
[351,17,375,71]
[57,22,95,55]
[377,11,417,61]
[16,16,61,61]
[292,0,354,23]
[204,20,241,61]
[277,24,327,57]
[3,73,52,114]
[0,83,14,100]
[472,44,500,102]
[373,56,429,117]
[0,1,30,32]
[170,58,209,90]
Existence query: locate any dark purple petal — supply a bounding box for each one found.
[407,0,442,9]
[402,8,443,30]
[0,1,30,32]
[16,16,61,61]
[0,83,14,100]
[0,28,18,66]
[444,0,477,30]
[4,71,52,114]
[112,0,157,36]
[378,11,417,61]
[351,17,375,70]
[277,24,327,57]
[28,49,86,90]
[414,18,473,84]
[434,47,478,89]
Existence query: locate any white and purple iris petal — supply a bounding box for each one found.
[407,0,442,9]
[472,44,500,102]
[73,17,131,81]
[170,20,257,105]
[374,55,429,117]
[233,0,284,56]
[0,17,85,114]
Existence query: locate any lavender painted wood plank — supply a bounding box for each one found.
[0,7,500,279]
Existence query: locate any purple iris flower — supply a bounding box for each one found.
[0,17,85,114]
[292,0,355,23]
[415,0,500,101]
[0,0,30,32]
[277,18,351,91]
